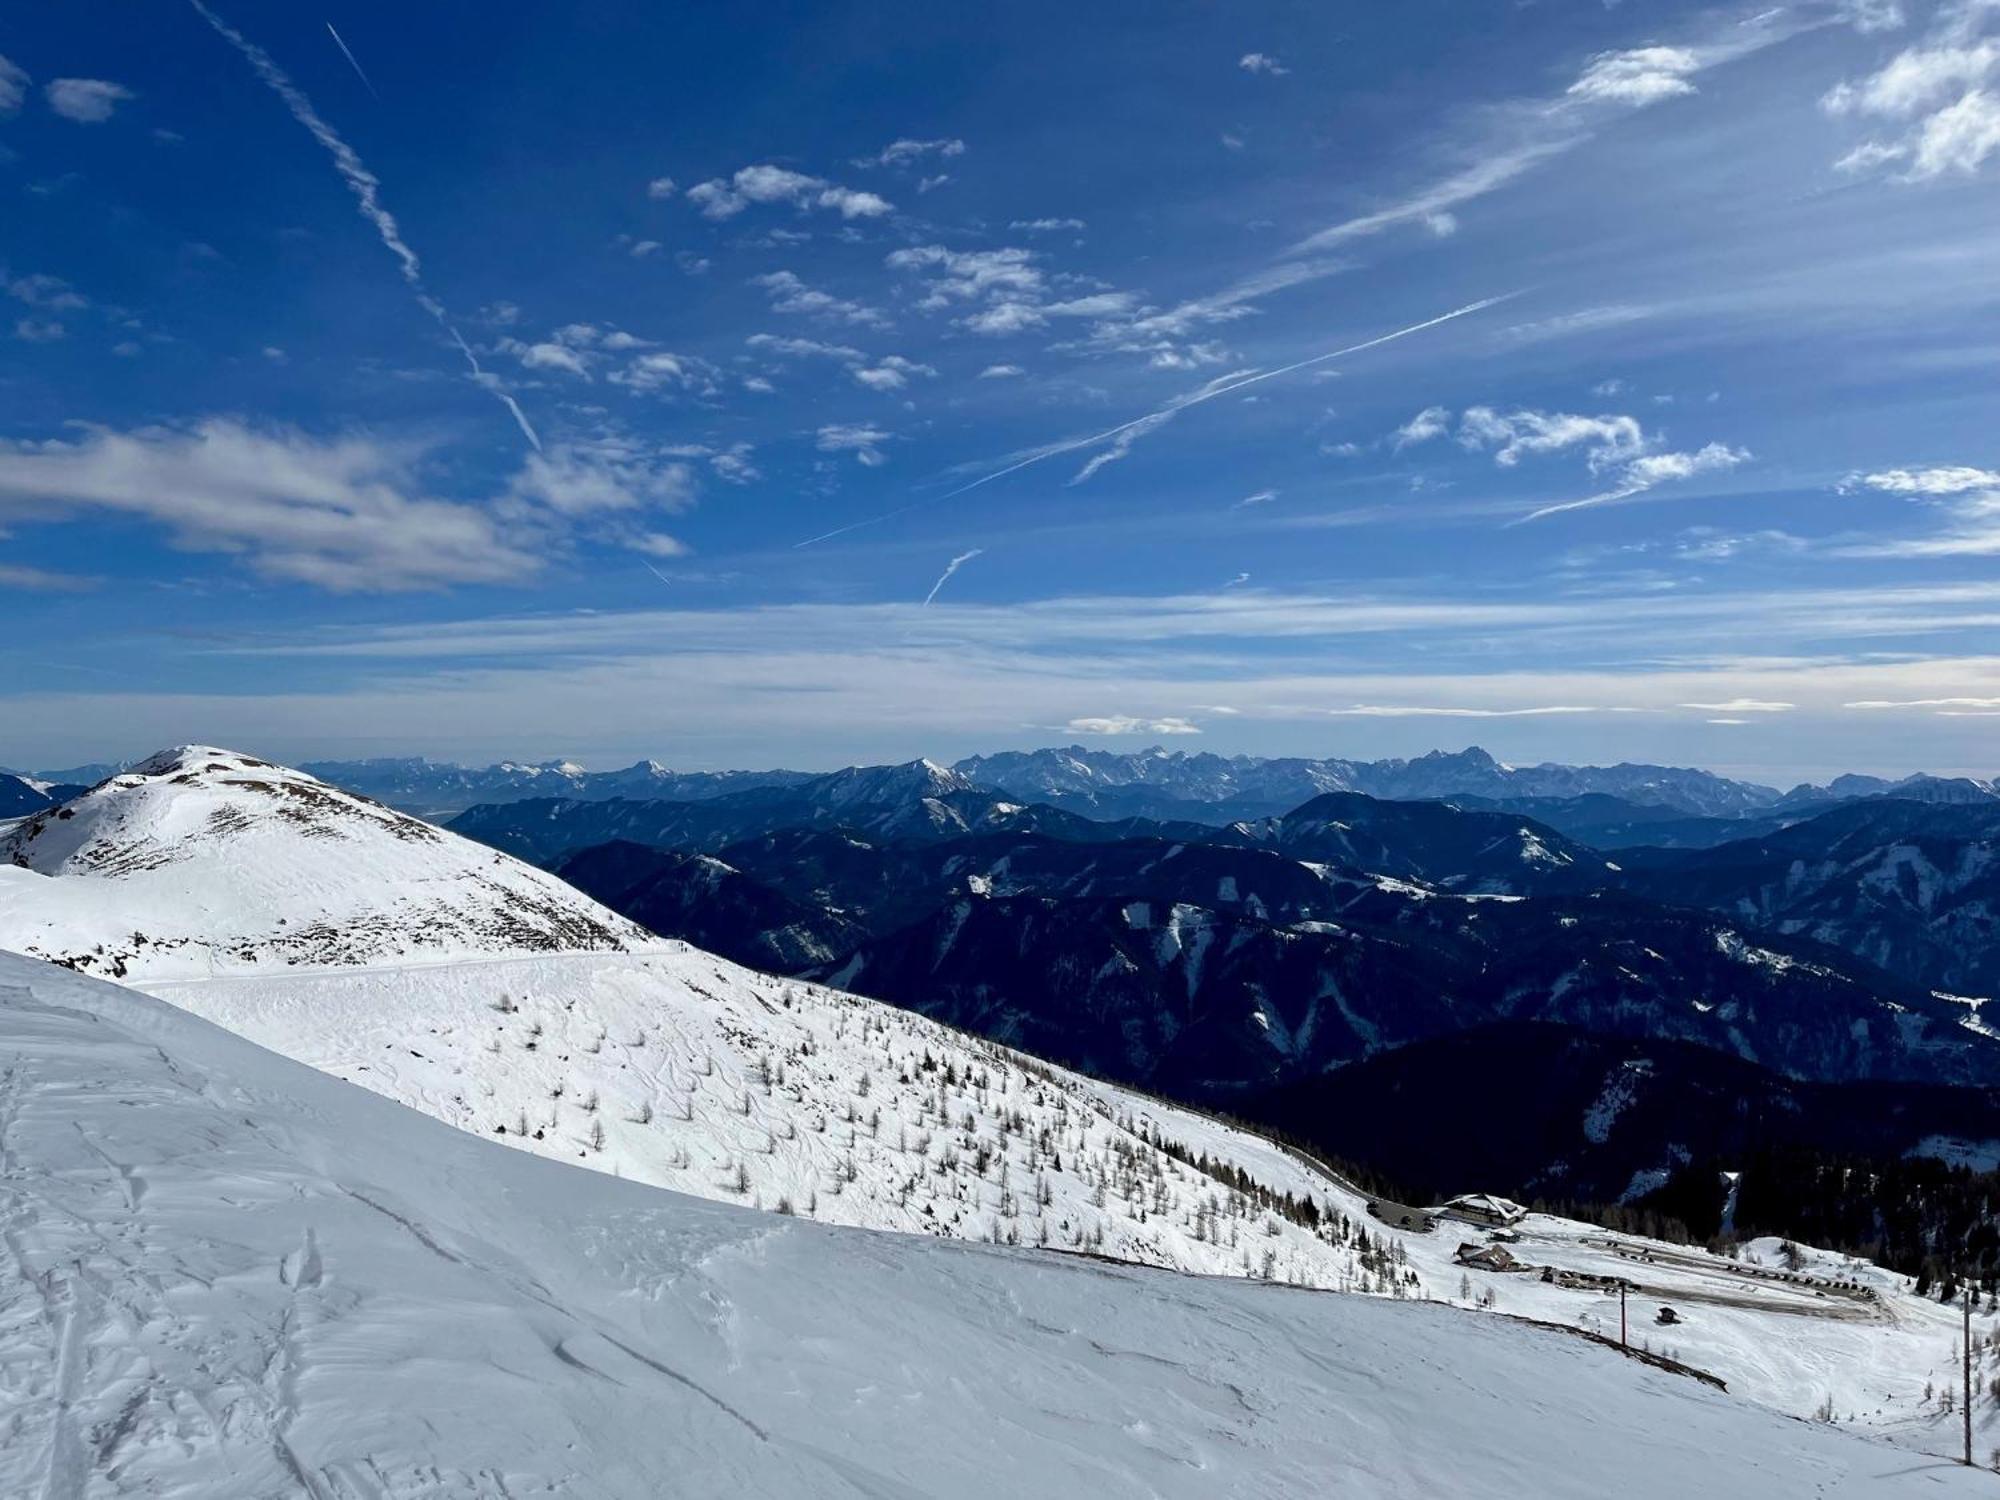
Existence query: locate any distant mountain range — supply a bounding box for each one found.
[99,743,1976,838]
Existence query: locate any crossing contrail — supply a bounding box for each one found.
[325,22,378,97]
[191,1,540,449]
[795,292,1513,547]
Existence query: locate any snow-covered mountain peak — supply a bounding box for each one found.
[0,745,652,978]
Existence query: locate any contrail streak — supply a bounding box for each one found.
[795,292,1513,547]
[922,548,983,606]
[191,1,539,449]
[325,22,378,98]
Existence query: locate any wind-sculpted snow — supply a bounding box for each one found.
[0,746,649,977]
[0,951,1987,1498]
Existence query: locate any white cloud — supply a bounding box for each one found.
[978,363,1024,378]
[1909,87,2000,176]
[1233,489,1278,508]
[1859,465,2000,494]
[1239,52,1289,76]
[44,77,133,123]
[816,424,892,466]
[630,532,690,559]
[15,318,65,343]
[626,239,662,259]
[500,436,696,519]
[1457,406,1647,469]
[0,54,27,116]
[685,164,893,220]
[1066,715,1201,735]
[853,355,937,391]
[1009,218,1085,232]
[645,175,677,199]
[517,341,593,378]
[1679,698,1795,712]
[1846,462,2000,557]
[746,332,866,363]
[607,350,718,396]
[1392,406,1451,449]
[1423,211,1458,237]
[0,420,541,591]
[1619,442,1752,487]
[1567,47,1701,106]
[1823,30,2000,178]
[885,245,1044,305]
[1824,42,1996,119]
[752,269,888,327]
[855,138,965,168]
[1520,441,1749,522]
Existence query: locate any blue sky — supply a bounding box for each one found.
[3,0,1999,781]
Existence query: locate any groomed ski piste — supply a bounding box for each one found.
[2,953,1986,1498]
[1,748,1995,1481]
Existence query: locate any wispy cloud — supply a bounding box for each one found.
[44,78,133,123]
[816,424,892,466]
[686,163,892,220]
[1291,11,1812,251]
[922,548,983,605]
[854,137,965,168]
[0,54,27,116]
[752,269,889,327]
[1841,461,2000,556]
[1239,52,1289,76]
[1067,715,1201,735]
[1822,8,2000,179]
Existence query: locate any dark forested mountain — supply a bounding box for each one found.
[1620,798,2000,996]
[552,840,867,970]
[1222,791,1617,893]
[1243,1022,2000,1207]
[813,885,1992,1095]
[449,760,1216,863]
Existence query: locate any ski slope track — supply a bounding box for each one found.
[0,953,1986,1498]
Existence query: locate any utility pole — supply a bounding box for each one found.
[1965,1286,1973,1469]
[1620,1280,1628,1349]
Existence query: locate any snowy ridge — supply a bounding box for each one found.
[0,746,650,978]
[5,952,1976,1498]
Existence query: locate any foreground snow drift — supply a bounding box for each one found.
[0,951,1977,1499]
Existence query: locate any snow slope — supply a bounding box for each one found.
[0,746,650,978]
[0,950,1980,1499]
[5,748,1996,1464]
